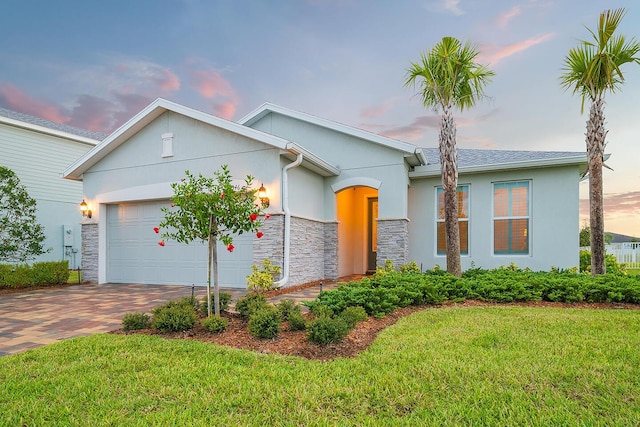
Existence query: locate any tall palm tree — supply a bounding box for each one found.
[561,8,640,275]
[405,36,494,277]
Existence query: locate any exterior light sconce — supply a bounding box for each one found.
[80,199,92,219]
[258,183,270,208]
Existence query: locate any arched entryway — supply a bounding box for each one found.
[336,186,379,276]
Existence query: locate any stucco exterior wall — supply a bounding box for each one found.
[408,165,582,271]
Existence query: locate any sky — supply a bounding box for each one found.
[1,0,639,236]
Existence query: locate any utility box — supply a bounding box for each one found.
[63,225,73,246]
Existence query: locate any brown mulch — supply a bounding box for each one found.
[113,299,639,361]
[0,282,87,295]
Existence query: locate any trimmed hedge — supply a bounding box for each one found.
[0,261,70,289]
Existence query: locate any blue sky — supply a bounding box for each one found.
[1,0,639,235]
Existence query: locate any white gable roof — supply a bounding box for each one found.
[238,103,427,166]
[63,98,339,181]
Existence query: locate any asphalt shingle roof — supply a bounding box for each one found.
[421,147,585,167]
[0,108,105,141]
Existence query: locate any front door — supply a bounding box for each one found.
[367,197,378,271]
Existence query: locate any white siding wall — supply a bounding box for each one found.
[408,165,581,271]
[0,122,95,266]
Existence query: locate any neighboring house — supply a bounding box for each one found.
[0,109,101,268]
[63,98,587,287]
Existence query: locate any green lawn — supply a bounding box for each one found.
[1,306,638,426]
[627,268,640,276]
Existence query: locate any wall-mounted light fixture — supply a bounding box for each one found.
[80,199,92,219]
[258,183,270,208]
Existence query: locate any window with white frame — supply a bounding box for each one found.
[493,181,530,255]
[436,185,469,255]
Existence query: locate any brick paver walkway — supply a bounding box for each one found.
[0,278,350,357]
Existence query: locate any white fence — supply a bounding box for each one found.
[581,242,640,269]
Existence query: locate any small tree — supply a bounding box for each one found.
[0,166,49,263]
[158,165,265,316]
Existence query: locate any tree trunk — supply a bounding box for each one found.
[440,104,461,277]
[212,233,220,316]
[206,217,214,317]
[586,96,607,275]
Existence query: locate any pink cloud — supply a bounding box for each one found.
[479,33,556,66]
[213,102,236,120]
[156,69,181,93]
[360,99,397,119]
[66,95,115,132]
[496,6,522,28]
[0,82,69,123]
[189,69,235,99]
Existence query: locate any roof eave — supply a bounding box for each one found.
[283,142,341,177]
[0,115,100,146]
[409,155,589,179]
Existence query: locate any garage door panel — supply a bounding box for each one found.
[107,201,252,287]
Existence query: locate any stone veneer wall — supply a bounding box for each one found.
[252,214,337,287]
[376,218,409,268]
[81,222,99,283]
[323,221,338,280]
[253,214,285,274]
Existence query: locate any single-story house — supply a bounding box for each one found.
[63,98,587,287]
[0,108,101,267]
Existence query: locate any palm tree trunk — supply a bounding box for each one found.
[440,104,462,277]
[586,96,607,275]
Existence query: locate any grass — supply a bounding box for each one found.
[67,269,81,284]
[1,306,639,426]
[627,268,640,276]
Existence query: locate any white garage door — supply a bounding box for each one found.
[107,201,252,288]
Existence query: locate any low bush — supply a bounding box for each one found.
[151,305,197,332]
[151,297,198,315]
[309,303,334,319]
[202,315,228,334]
[248,306,281,339]
[339,306,368,329]
[235,293,268,318]
[308,316,349,344]
[288,312,307,331]
[121,313,151,331]
[0,261,70,289]
[277,299,301,321]
[246,259,281,293]
[199,292,232,315]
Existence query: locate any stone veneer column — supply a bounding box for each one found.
[323,221,338,280]
[376,218,409,268]
[81,222,99,283]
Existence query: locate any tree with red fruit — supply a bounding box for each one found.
[158,165,265,316]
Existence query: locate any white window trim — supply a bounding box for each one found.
[491,180,532,256]
[435,184,470,257]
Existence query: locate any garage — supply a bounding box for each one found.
[106,201,252,288]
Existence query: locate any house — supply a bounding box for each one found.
[0,109,101,268]
[63,98,587,287]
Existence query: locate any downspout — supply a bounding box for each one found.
[274,152,303,288]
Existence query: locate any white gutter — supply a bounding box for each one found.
[275,152,303,288]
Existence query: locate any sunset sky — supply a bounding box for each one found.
[1,0,639,236]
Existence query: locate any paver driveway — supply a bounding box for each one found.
[0,283,247,356]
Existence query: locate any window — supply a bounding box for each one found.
[493,181,530,255]
[436,185,469,255]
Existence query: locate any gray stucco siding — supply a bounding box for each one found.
[408,165,581,271]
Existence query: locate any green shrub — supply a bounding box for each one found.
[0,261,70,289]
[199,292,232,315]
[151,305,197,332]
[308,317,349,344]
[235,293,268,318]
[202,315,228,334]
[339,306,368,329]
[151,297,198,315]
[399,261,421,274]
[121,312,151,331]
[288,312,307,331]
[248,306,281,339]
[246,259,281,292]
[580,250,627,275]
[277,299,301,320]
[310,303,334,318]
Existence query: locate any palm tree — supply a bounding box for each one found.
[405,36,494,277]
[561,8,640,275]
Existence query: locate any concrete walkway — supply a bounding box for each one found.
[0,278,348,357]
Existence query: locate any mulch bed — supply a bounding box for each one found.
[113,299,639,361]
